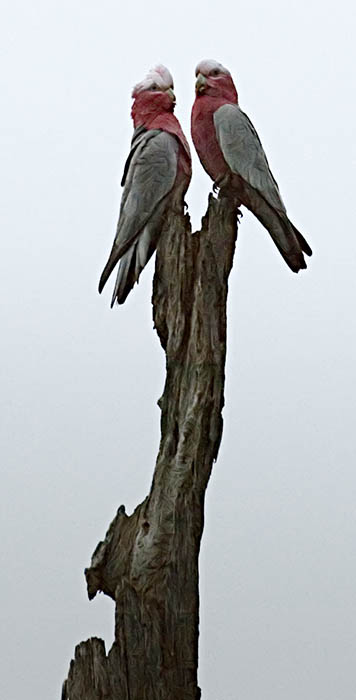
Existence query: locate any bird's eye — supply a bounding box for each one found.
[151,84,158,90]
[211,69,220,76]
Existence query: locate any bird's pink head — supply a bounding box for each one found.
[131,65,176,127]
[194,59,238,104]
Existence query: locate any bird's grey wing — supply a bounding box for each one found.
[120,126,160,187]
[99,130,178,293]
[214,103,286,214]
[110,196,168,306]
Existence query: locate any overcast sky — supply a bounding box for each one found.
[1,1,356,698]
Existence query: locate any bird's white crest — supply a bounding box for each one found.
[195,59,231,77]
[132,64,174,96]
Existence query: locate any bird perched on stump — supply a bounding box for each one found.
[191,59,312,273]
[99,65,191,305]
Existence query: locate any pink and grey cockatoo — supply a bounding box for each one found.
[99,65,191,305]
[191,59,312,272]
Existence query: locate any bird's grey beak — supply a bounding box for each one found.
[195,73,207,94]
[166,87,176,104]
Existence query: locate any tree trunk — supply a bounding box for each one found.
[62,193,239,700]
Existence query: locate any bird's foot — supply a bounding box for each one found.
[171,200,187,216]
[171,204,184,216]
[213,171,232,194]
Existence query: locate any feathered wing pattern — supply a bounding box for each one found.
[120,126,155,187]
[214,104,312,271]
[109,197,168,305]
[99,130,179,304]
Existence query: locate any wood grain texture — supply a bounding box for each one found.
[62,193,240,699]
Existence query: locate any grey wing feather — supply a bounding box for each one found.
[214,103,312,270]
[214,103,286,214]
[110,197,168,306]
[99,130,178,294]
[121,126,160,187]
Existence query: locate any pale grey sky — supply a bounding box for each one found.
[1,1,356,698]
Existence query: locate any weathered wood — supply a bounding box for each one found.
[62,193,240,699]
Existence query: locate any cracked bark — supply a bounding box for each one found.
[62,193,239,700]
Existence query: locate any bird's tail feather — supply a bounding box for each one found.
[98,254,116,294]
[272,222,308,273]
[238,180,311,272]
[110,226,159,306]
[98,238,131,295]
[110,248,138,306]
[291,225,313,257]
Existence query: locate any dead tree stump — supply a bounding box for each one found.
[62,193,239,700]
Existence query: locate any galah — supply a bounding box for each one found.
[99,65,191,305]
[191,59,312,272]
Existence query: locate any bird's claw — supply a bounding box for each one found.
[213,172,232,196]
[171,202,186,216]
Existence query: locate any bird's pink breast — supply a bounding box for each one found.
[191,96,230,182]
